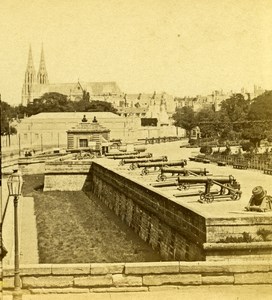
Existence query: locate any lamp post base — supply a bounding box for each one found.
[12,290,22,300]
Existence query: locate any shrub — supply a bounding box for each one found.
[241,141,255,152]
[200,145,213,155]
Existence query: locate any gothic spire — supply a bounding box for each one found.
[22,45,36,106]
[26,44,36,74]
[37,44,49,84]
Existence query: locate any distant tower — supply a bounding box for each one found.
[37,45,49,84]
[22,45,36,106]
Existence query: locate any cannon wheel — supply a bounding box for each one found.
[141,168,148,175]
[199,192,205,201]
[157,174,167,181]
[129,163,136,170]
[204,193,214,203]
[178,183,190,190]
[231,192,241,200]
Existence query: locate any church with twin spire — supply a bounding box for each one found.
[21,45,122,106]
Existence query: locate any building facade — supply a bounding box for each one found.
[21,46,121,106]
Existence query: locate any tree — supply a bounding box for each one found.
[241,90,272,147]
[220,93,250,132]
[195,107,217,138]
[241,125,267,148]
[172,106,196,138]
[0,100,17,135]
[85,100,117,114]
[247,91,272,121]
[26,92,74,116]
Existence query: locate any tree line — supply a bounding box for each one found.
[172,91,272,148]
[1,92,117,135]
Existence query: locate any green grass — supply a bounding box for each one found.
[23,175,162,263]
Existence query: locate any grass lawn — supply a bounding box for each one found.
[23,175,162,263]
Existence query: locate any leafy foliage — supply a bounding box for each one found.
[172,91,272,149]
[21,92,117,117]
[172,106,196,137]
[0,100,17,135]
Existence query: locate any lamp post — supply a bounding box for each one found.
[7,170,23,300]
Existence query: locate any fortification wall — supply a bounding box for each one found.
[43,160,92,191]
[3,261,272,295]
[91,162,206,261]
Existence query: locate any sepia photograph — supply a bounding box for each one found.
[1,0,272,299]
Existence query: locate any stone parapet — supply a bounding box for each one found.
[2,261,272,294]
[91,162,206,261]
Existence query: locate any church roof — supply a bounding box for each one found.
[30,81,122,97]
[27,112,121,120]
[81,82,121,95]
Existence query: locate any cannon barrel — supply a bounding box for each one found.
[105,151,139,157]
[112,153,152,160]
[138,160,186,168]
[177,175,234,184]
[152,181,178,188]
[123,156,167,164]
[160,167,209,175]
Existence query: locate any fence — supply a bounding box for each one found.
[206,154,272,172]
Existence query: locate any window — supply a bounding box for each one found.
[79,139,88,147]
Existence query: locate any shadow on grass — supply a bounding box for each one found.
[25,173,162,264]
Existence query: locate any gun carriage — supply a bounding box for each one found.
[119,156,168,168]
[138,160,187,175]
[177,175,241,203]
[152,175,241,203]
[157,167,210,181]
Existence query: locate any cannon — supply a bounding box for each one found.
[138,160,187,175]
[119,156,168,168]
[157,167,210,181]
[177,175,241,203]
[245,186,272,212]
[105,151,139,157]
[108,153,152,160]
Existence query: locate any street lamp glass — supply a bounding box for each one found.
[7,170,23,196]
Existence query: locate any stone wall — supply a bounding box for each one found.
[2,261,272,295]
[43,161,92,191]
[91,162,206,261]
[18,154,75,175]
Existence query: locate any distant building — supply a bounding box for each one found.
[67,115,110,154]
[190,126,201,140]
[21,46,121,106]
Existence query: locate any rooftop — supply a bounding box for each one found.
[27,112,122,120]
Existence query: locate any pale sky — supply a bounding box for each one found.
[1,0,272,105]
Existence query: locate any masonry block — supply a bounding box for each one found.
[74,275,112,287]
[112,274,142,286]
[91,263,125,275]
[143,274,201,286]
[29,288,89,294]
[22,276,73,288]
[2,277,20,289]
[51,264,90,275]
[125,262,179,274]
[202,275,234,285]
[4,265,52,276]
[148,285,180,291]
[91,287,148,293]
[20,264,52,276]
[226,263,270,273]
[234,272,272,284]
[179,261,270,274]
[179,262,226,273]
